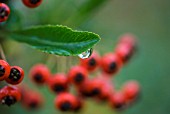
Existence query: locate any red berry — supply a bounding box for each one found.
[115,43,135,64]
[0,60,10,81]
[18,84,44,109]
[80,51,100,72]
[48,73,69,94]
[78,78,104,98]
[118,33,137,47]
[22,0,43,8]
[73,97,83,112]
[98,80,114,101]
[68,66,88,86]
[110,92,126,110]
[0,3,10,22]
[54,92,77,112]
[123,80,140,101]
[77,80,93,97]
[29,64,50,85]
[5,66,24,85]
[0,86,21,106]
[115,34,137,64]
[101,53,122,75]
[22,90,44,109]
[88,78,104,97]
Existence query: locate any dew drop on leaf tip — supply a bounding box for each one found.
[78,48,93,59]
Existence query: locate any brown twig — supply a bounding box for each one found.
[0,44,7,61]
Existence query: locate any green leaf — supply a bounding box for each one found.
[65,0,109,26]
[78,0,108,15]
[9,25,100,56]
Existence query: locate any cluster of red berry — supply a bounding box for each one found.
[0,60,24,106]
[0,0,43,22]
[0,60,24,84]
[28,34,140,112]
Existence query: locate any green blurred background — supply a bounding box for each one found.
[1,0,170,114]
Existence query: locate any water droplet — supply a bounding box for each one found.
[1,99,5,104]
[78,48,93,59]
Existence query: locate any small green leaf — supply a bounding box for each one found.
[9,25,100,56]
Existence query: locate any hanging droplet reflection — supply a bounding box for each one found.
[78,48,93,59]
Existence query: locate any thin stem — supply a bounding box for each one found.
[0,44,7,61]
[45,54,57,74]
